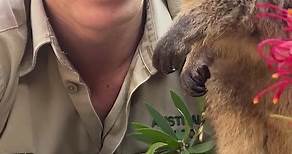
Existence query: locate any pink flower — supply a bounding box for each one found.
[254,3,292,104]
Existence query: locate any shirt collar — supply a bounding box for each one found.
[20,0,52,76]
[137,0,173,75]
[23,0,173,76]
[30,0,51,51]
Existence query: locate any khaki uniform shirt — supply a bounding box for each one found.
[0,0,204,154]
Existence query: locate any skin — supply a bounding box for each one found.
[153,0,292,153]
[44,0,144,122]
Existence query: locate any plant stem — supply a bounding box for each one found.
[269,114,292,122]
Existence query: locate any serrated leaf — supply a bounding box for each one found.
[136,128,180,149]
[146,142,168,154]
[131,122,150,130]
[188,140,215,154]
[170,91,192,128]
[145,104,177,138]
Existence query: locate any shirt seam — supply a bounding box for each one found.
[138,48,152,75]
[0,23,26,33]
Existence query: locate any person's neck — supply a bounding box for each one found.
[44,0,144,81]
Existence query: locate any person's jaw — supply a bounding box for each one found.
[45,0,144,32]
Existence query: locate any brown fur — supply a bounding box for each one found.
[153,0,292,153]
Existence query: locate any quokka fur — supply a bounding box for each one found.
[153,0,292,153]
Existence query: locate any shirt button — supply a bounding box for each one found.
[66,82,79,94]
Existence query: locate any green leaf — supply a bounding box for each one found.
[156,148,176,154]
[194,96,205,114]
[145,104,177,138]
[136,128,180,149]
[188,140,215,154]
[131,122,150,130]
[175,131,185,140]
[146,142,168,154]
[182,150,191,154]
[183,124,191,143]
[128,132,153,145]
[170,91,193,143]
[170,91,193,128]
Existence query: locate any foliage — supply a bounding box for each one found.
[130,91,215,154]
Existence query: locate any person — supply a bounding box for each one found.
[0,0,203,153]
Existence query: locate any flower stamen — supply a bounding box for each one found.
[255,3,292,104]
